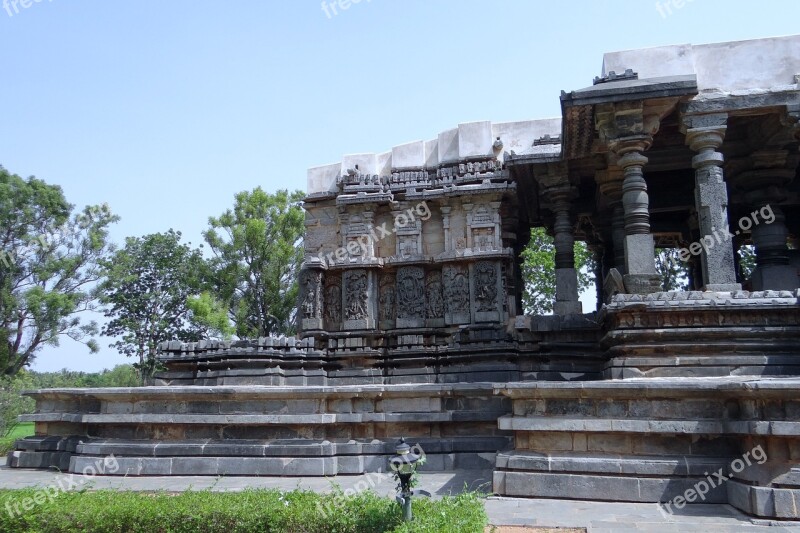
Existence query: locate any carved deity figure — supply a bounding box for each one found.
[300,272,322,319]
[443,265,470,314]
[379,274,395,322]
[344,271,369,320]
[475,261,498,312]
[426,272,444,319]
[324,282,341,323]
[396,267,425,319]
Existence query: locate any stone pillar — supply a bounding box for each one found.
[611,206,626,273]
[612,137,660,294]
[549,186,582,315]
[751,205,797,290]
[731,146,799,291]
[441,206,452,251]
[685,119,741,291]
[595,162,626,274]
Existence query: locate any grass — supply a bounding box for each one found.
[0,422,35,455]
[0,488,488,532]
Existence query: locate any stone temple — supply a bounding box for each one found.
[8,35,800,520]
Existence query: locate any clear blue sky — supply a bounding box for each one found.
[2,0,798,372]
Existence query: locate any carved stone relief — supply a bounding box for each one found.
[426,271,444,319]
[475,261,498,313]
[300,271,323,319]
[379,273,396,323]
[344,270,369,321]
[396,266,425,320]
[443,264,470,324]
[324,275,342,327]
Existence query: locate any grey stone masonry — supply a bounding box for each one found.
[494,377,800,519]
[10,383,512,476]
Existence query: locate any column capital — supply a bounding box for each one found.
[609,135,652,158]
[680,112,728,132]
[542,184,577,210]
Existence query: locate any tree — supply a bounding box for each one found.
[0,371,35,437]
[521,227,594,315]
[655,248,690,291]
[98,230,211,382]
[204,188,305,337]
[738,244,756,282]
[0,166,118,376]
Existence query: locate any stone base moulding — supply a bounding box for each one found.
[492,377,800,520]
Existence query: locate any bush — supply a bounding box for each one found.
[0,489,487,533]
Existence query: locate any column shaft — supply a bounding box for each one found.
[686,126,741,291]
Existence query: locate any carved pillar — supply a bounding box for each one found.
[731,145,799,291]
[441,205,452,252]
[684,115,741,291]
[751,205,794,290]
[611,136,661,293]
[595,158,627,274]
[547,186,581,315]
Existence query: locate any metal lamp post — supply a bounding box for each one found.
[391,437,429,522]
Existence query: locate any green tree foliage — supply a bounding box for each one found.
[655,248,691,291]
[186,291,234,340]
[26,365,140,389]
[738,244,756,281]
[98,230,210,382]
[0,372,35,437]
[521,228,594,315]
[204,188,305,337]
[0,166,118,376]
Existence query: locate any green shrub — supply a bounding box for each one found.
[0,488,487,533]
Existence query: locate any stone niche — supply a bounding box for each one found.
[394,203,423,260]
[341,211,375,263]
[465,202,502,252]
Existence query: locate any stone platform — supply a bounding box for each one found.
[8,383,511,476]
[494,377,800,520]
